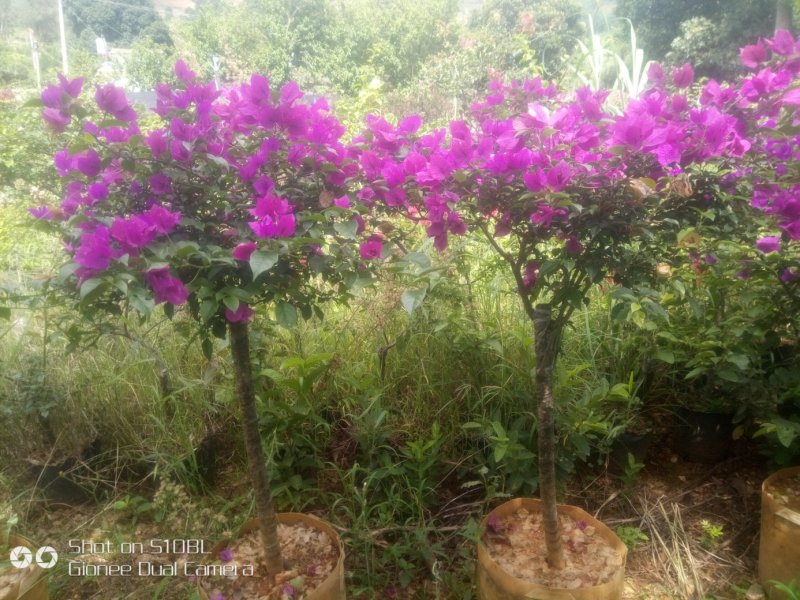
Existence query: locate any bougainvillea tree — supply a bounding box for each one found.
[352,56,778,567]
[33,62,396,578]
[735,31,800,308]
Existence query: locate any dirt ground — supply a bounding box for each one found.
[7,431,781,600]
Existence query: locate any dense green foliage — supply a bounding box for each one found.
[63,0,162,46]
[615,0,775,78]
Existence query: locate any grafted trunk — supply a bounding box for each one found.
[533,304,565,570]
[229,320,283,577]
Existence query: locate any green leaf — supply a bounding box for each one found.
[571,434,590,459]
[112,279,128,295]
[0,307,10,320]
[776,421,800,448]
[200,300,218,322]
[493,445,507,462]
[401,287,427,314]
[684,367,706,380]
[539,260,561,276]
[716,368,741,383]
[726,354,750,370]
[560,287,584,309]
[249,250,279,280]
[275,301,297,328]
[403,252,431,269]
[128,292,154,316]
[212,319,227,339]
[207,154,230,169]
[656,331,680,343]
[79,278,104,299]
[333,220,358,239]
[222,296,240,312]
[202,338,213,360]
[654,349,675,364]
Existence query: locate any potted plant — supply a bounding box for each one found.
[602,377,652,474]
[351,38,784,589]
[739,33,800,600]
[33,64,396,597]
[759,466,800,599]
[649,246,782,463]
[352,61,738,593]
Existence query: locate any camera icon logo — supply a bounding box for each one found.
[8,546,58,569]
[35,547,59,569]
[9,546,33,569]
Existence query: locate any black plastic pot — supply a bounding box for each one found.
[609,430,651,474]
[672,407,734,463]
[26,437,103,504]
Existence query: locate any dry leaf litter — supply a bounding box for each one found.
[202,521,337,600]
[484,508,623,589]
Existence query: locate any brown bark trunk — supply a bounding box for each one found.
[229,320,283,577]
[776,0,793,34]
[533,304,565,570]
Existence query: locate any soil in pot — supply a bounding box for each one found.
[198,515,344,600]
[759,466,800,597]
[0,534,48,600]
[477,498,626,599]
[672,407,735,463]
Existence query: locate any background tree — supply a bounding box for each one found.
[470,0,585,82]
[777,0,794,32]
[615,0,774,79]
[64,0,162,47]
[34,64,396,581]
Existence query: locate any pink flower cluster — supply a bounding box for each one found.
[345,31,800,286]
[37,31,800,319]
[37,60,377,321]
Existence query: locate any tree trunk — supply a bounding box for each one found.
[776,0,793,34]
[229,320,283,577]
[533,304,565,570]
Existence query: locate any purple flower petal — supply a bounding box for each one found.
[756,236,781,254]
[672,64,694,89]
[359,237,383,260]
[225,303,253,323]
[144,267,189,305]
[218,548,234,563]
[232,242,257,262]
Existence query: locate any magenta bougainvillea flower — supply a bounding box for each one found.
[218,548,234,563]
[95,83,137,122]
[671,64,694,88]
[144,267,189,305]
[38,31,800,368]
[232,242,257,261]
[225,303,254,323]
[111,215,157,250]
[756,236,782,253]
[74,226,113,273]
[740,42,769,69]
[38,59,397,338]
[359,236,383,260]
